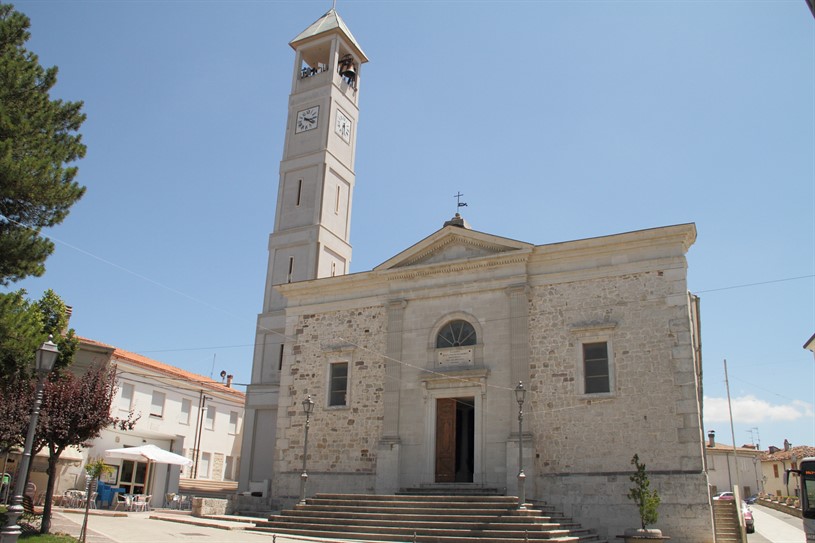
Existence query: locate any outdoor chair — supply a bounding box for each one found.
[131,494,151,512]
[113,493,131,511]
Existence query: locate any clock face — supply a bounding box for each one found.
[295,106,319,133]
[335,110,352,143]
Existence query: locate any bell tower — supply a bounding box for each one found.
[239,9,368,489]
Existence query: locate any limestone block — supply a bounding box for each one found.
[191,497,230,517]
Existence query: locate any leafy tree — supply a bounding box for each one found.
[0,375,34,453]
[627,453,661,529]
[0,3,87,285]
[36,364,138,534]
[0,289,76,381]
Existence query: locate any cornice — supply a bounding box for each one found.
[387,252,530,281]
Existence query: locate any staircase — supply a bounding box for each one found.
[249,493,608,542]
[712,500,744,543]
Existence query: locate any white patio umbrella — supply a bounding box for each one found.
[104,444,192,500]
[104,444,192,467]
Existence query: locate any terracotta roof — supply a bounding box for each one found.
[706,443,762,454]
[79,337,245,402]
[762,445,815,462]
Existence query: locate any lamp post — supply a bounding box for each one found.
[299,395,315,505]
[515,381,527,510]
[0,338,59,543]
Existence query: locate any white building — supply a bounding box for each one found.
[70,337,245,507]
[704,430,764,498]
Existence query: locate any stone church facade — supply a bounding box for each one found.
[239,9,715,541]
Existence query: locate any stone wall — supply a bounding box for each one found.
[542,471,714,541]
[273,305,387,501]
[527,269,713,541]
[528,270,702,474]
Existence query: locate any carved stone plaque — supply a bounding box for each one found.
[437,347,473,367]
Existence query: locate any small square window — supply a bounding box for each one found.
[151,391,166,418]
[180,398,192,425]
[119,383,134,412]
[329,362,348,407]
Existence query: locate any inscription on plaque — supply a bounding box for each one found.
[437,347,474,367]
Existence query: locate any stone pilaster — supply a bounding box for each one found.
[376,299,407,494]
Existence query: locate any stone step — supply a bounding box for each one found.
[249,493,606,543]
[312,492,520,504]
[297,504,560,518]
[252,525,604,543]
[269,514,582,531]
[285,509,571,524]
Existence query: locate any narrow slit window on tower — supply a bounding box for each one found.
[287,256,294,283]
[296,179,303,206]
[278,344,284,372]
[331,261,337,277]
[335,185,341,214]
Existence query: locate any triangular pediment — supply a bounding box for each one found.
[375,226,533,271]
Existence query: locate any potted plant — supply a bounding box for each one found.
[623,454,665,541]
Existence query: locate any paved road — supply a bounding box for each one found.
[748,504,806,543]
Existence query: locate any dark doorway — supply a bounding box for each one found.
[435,397,475,483]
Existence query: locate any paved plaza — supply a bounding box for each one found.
[47,509,339,543]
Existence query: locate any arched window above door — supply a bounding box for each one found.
[436,320,477,349]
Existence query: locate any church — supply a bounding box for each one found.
[238,9,715,541]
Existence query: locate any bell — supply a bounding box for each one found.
[341,64,356,79]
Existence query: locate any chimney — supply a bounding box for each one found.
[708,430,715,447]
[226,374,233,388]
[784,439,791,452]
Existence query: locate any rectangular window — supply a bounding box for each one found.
[199,452,211,479]
[150,391,166,418]
[228,411,239,435]
[329,362,348,407]
[583,342,610,394]
[119,383,134,412]
[205,405,216,430]
[773,464,779,478]
[224,456,234,481]
[180,398,192,425]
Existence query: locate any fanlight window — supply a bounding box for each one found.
[436,320,477,349]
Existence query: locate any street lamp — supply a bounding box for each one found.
[0,337,59,543]
[299,395,315,505]
[515,381,527,510]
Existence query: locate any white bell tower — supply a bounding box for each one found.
[239,9,368,489]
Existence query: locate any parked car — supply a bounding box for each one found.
[745,494,758,504]
[742,501,755,533]
[713,491,735,500]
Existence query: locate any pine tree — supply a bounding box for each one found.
[0,3,87,284]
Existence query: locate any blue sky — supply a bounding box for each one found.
[5,1,814,452]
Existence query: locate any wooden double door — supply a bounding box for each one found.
[434,397,475,483]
